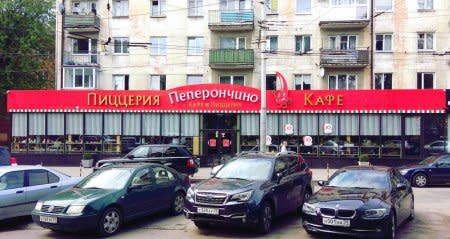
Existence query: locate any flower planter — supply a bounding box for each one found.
[81,159,93,168]
[358,161,370,166]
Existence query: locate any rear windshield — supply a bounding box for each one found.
[327,170,389,189]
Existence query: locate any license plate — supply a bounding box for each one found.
[197,207,219,215]
[322,218,350,227]
[40,216,58,224]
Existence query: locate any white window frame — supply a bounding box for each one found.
[375,0,392,12]
[219,37,246,50]
[374,73,392,89]
[151,0,166,17]
[295,35,312,53]
[72,38,96,55]
[150,75,166,90]
[330,0,356,7]
[294,74,311,90]
[296,0,311,14]
[375,33,393,52]
[113,75,128,90]
[187,37,204,55]
[188,0,203,16]
[113,0,129,17]
[150,37,167,56]
[113,37,129,54]
[187,75,203,85]
[328,35,357,50]
[63,68,96,89]
[328,74,357,90]
[417,72,435,89]
[418,0,433,10]
[266,36,278,52]
[417,32,434,51]
[219,75,245,85]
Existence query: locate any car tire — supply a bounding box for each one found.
[384,212,397,239]
[256,201,273,234]
[171,192,185,215]
[412,173,428,187]
[96,207,122,237]
[297,188,312,215]
[408,197,415,221]
[194,221,209,229]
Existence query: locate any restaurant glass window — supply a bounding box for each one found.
[339,114,359,156]
[104,113,122,153]
[381,114,401,156]
[11,113,27,152]
[299,114,318,156]
[28,113,45,152]
[84,113,102,153]
[66,113,83,153]
[360,114,380,156]
[181,114,199,152]
[319,114,339,156]
[423,115,447,156]
[240,114,259,151]
[122,113,141,154]
[405,116,421,157]
[279,114,298,152]
[162,114,179,144]
[47,113,64,153]
[142,113,161,144]
[267,114,279,146]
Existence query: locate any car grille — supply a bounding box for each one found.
[320,208,356,219]
[195,192,227,205]
[41,205,66,214]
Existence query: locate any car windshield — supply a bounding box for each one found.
[76,168,132,190]
[215,158,273,181]
[419,156,439,165]
[327,170,389,189]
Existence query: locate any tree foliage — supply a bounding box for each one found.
[0,0,55,96]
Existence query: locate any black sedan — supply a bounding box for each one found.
[398,154,450,187]
[184,152,313,234]
[302,166,414,239]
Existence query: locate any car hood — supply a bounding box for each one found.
[308,186,387,206]
[397,163,428,171]
[194,177,258,193]
[41,187,118,207]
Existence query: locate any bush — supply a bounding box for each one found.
[359,154,369,162]
[83,153,92,160]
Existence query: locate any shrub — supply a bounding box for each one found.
[83,153,92,160]
[359,154,369,162]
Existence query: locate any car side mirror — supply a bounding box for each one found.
[211,164,223,176]
[396,183,407,191]
[317,180,326,186]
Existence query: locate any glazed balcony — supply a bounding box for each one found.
[64,15,100,33]
[209,49,254,69]
[208,10,254,31]
[63,51,99,66]
[320,48,369,68]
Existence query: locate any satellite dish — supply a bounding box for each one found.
[319,68,325,77]
[58,3,65,14]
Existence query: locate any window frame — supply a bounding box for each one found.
[150,75,166,90]
[113,0,129,17]
[295,35,312,53]
[417,32,434,51]
[113,74,129,90]
[187,75,203,85]
[328,35,357,50]
[328,74,357,90]
[150,36,167,56]
[374,73,392,90]
[375,33,393,52]
[375,0,393,12]
[188,0,203,16]
[219,75,245,85]
[113,37,129,54]
[296,0,311,14]
[187,37,204,56]
[151,0,166,17]
[63,67,96,89]
[418,0,433,10]
[219,37,246,50]
[266,36,278,52]
[416,72,435,89]
[294,74,312,90]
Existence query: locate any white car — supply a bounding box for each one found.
[0,165,82,221]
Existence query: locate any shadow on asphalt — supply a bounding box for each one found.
[0,216,33,231]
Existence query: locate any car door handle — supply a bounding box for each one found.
[50,185,57,188]
[16,190,24,194]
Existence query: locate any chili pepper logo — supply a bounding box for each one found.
[273,71,292,108]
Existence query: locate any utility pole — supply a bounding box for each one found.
[258,1,267,153]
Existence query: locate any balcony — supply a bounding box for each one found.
[320,48,369,68]
[209,49,254,69]
[319,19,370,30]
[64,15,100,33]
[208,10,254,31]
[63,51,99,66]
[319,6,369,29]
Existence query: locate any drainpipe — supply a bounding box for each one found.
[370,0,374,89]
[60,0,65,90]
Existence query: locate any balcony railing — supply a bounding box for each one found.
[320,48,369,68]
[209,49,254,69]
[63,51,99,66]
[64,15,100,32]
[208,10,254,31]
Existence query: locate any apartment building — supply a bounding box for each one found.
[6,0,450,166]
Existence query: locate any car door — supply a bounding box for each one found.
[25,169,61,211]
[390,170,409,222]
[271,157,294,215]
[163,146,186,172]
[283,156,305,211]
[0,170,27,219]
[121,167,158,218]
[432,155,450,184]
[151,166,178,210]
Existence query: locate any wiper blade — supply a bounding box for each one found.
[225,177,249,181]
[83,187,102,189]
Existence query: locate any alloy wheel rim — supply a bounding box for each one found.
[416,176,427,186]
[263,206,272,231]
[174,195,184,213]
[104,210,120,234]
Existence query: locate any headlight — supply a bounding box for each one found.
[399,169,409,175]
[35,201,43,211]
[363,208,386,218]
[186,188,195,201]
[66,205,85,215]
[230,190,253,202]
[302,203,317,216]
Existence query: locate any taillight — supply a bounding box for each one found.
[10,157,17,166]
[187,159,195,168]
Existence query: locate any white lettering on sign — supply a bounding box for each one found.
[168,90,259,104]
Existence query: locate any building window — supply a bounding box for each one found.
[417,72,434,89]
[72,1,97,15]
[220,37,245,49]
[266,74,276,90]
[64,68,96,89]
[376,0,392,11]
[113,38,129,54]
[113,0,129,17]
[266,36,278,52]
[220,75,244,85]
[187,37,204,55]
[328,74,356,90]
[375,34,392,51]
[296,0,311,13]
[71,39,98,64]
[150,75,166,90]
[329,35,356,50]
[331,0,355,6]
[265,0,277,13]
[187,75,203,84]
[374,73,392,89]
[150,37,167,55]
[295,35,311,53]
[418,0,433,10]
[188,0,203,16]
[151,0,166,16]
[220,0,248,10]
[113,75,129,90]
[417,33,434,50]
[294,74,311,90]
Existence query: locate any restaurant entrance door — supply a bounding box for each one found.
[202,114,237,166]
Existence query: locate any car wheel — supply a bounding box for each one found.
[171,192,185,215]
[257,201,273,234]
[194,221,209,229]
[97,207,122,237]
[412,173,428,187]
[384,212,397,239]
[297,188,312,215]
[408,197,415,221]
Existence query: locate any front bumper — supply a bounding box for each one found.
[302,213,389,238]
[184,199,260,225]
[32,211,98,232]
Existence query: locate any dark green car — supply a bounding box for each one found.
[31,163,189,236]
